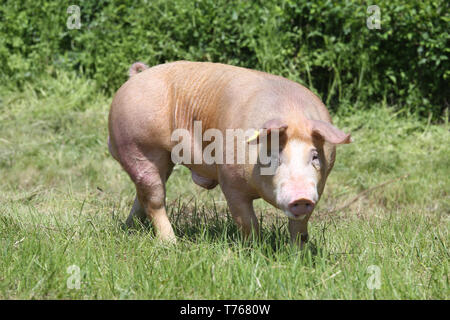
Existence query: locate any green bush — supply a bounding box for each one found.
[0,0,448,120]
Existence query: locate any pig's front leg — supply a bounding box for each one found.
[221,186,260,241]
[288,218,309,249]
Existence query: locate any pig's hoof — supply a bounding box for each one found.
[191,171,218,190]
[301,233,309,243]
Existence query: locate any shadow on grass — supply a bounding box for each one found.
[114,197,323,260]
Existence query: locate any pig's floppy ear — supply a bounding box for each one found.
[309,119,352,144]
[246,118,288,144]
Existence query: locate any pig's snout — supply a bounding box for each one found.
[288,199,315,218]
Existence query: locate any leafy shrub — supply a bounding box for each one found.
[0,0,448,120]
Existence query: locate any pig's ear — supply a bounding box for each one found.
[309,119,352,144]
[247,118,288,144]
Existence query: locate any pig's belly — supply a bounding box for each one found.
[183,163,219,190]
[184,163,217,180]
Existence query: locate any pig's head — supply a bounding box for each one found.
[248,117,351,221]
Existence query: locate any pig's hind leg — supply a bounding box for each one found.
[122,148,175,242]
[125,196,147,228]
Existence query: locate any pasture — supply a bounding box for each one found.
[0,72,448,299]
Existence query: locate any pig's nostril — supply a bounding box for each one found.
[288,199,315,217]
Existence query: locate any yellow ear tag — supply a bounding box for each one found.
[246,130,260,143]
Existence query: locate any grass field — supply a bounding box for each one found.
[0,72,448,299]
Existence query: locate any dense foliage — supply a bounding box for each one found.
[1,0,448,119]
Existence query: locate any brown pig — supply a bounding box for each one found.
[108,61,351,246]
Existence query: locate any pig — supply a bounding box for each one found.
[108,61,351,246]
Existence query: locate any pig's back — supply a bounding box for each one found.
[111,61,333,151]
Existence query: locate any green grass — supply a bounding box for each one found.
[0,72,448,299]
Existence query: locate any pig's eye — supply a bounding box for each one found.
[311,150,320,169]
